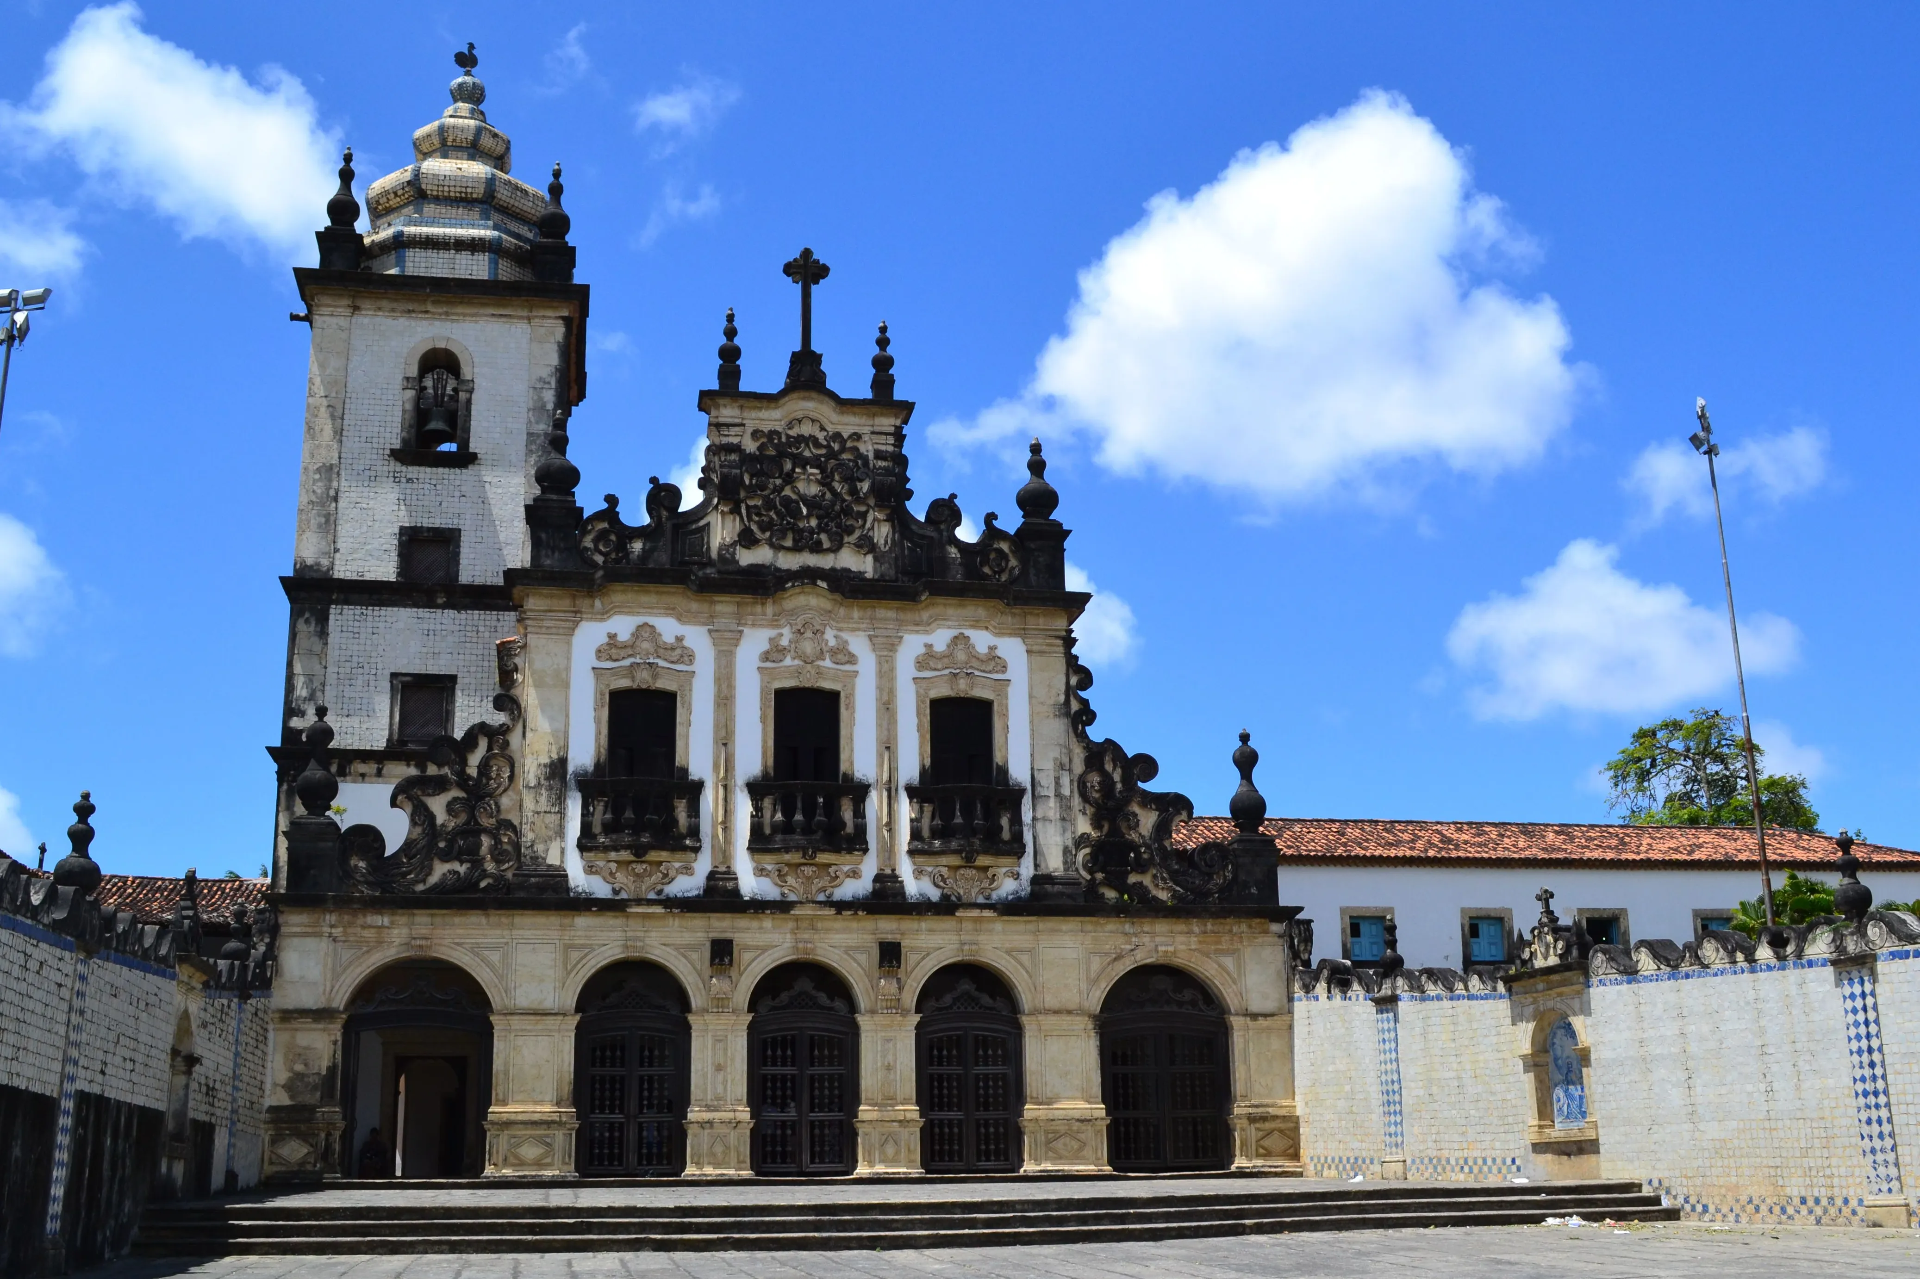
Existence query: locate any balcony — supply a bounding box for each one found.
[743,778,871,901]
[743,779,871,854]
[903,783,1026,858]
[575,775,704,899]
[904,782,1026,903]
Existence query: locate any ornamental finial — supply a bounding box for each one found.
[869,321,895,401]
[326,148,359,229]
[717,308,742,391]
[1016,437,1060,522]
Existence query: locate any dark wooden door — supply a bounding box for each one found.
[1099,967,1230,1173]
[920,1024,1020,1172]
[576,1017,688,1175]
[751,1017,856,1175]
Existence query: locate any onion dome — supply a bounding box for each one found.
[362,44,557,280]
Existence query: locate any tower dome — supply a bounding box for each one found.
[361,44,551,280]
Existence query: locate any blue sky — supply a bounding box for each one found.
[2,3,1916,877]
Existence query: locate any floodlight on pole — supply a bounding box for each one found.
[1691,397,1776,928]
[0,285,53,440]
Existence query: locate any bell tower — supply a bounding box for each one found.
[274,45,588,882]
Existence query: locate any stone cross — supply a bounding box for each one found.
[783,247,830,352]
[1536,886,1555,913]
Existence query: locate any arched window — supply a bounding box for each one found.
[574,961,692,1176]
[1099,965,1231,1173]
[916,964,1022,1173]
[747,962,858,1176]
[404,348,472,453]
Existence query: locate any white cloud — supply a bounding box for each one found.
[0,784,32,858]
[1446,538,1799,720]
[0,512,68,657]
[667,434,708,505]
[1751,719,1827,782]
[636,182,721,248]
[3,3,339,262]
[934,90,1580,505]
[1065,562,1139,669]
[543,23,591,88]
[0,199,86,276]
[633,74,740,152]
[1626,426,1828,525]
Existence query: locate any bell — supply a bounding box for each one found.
[417,402,458,451]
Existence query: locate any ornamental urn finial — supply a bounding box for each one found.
[326,148,359,229]
[293,707,338,818]
[535,411,580,498]
[53,790,102,896]
[869,321,895,401]
[1834,830,1872,923]
[538,162,571,241]
[1015,438,1060,522]
[1228,730,1267,834]
[717,308,741,391]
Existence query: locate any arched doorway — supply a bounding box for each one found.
[916,964,1022,1173]
[340,961,493,1179]
[574,961,692,1176]
[1098,965,1230,1173]
[747,962,858,1176]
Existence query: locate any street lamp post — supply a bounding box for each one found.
[0,287,54,439]
[1689,397,1776,927]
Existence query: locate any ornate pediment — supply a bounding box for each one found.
[914,632,1009,675]
[597,621,696,666]
[759,616,857,666]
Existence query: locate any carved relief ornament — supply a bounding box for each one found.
[736,418,876,555]
[914,863,1019,903]
[759,616,857,667]
[753,860,863,901]
[597,622,696,666]
[580,854,696,900]
[913,632,1009,675]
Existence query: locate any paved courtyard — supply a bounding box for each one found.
[87,1223,1920,1279]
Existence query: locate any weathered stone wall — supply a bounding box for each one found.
[324,603,514,750]
[1293,918,1920,1226]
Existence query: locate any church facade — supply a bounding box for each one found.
[262,51,1303,1182]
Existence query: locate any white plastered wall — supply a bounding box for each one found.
[1282,864,1920,968]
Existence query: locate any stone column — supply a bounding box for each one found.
[1023,632,1080,900]
[705,625,743,897]
[261,1007,347,1182]
[684,1011,753,1174]
[517,604,576,872]
[1018,1012,1108,1171]
[868,631,906,900]
[483,1012,580,1177]
[855,1011,923,1174]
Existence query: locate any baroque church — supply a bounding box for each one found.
[265,48,1301,1182]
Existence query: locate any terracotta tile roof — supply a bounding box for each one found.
[93,875,269,924]
[1171,818,1920,871]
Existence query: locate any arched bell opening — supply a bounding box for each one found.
[915,963,1023,1173]
[1098,964,1231,1173]
[746,962,858,1176]
[340,960,493,1179]
[573,961,692,1176]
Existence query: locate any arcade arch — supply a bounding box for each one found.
[1098,964,1231,1173]
[573,960,693,1176]
[341,959,493,1179]
[915,963,1023,1173]
[746,962,859,1176]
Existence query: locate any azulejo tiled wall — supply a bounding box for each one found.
[1293,916,1920,1224]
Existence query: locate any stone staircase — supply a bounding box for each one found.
[136,1177,1676,1255]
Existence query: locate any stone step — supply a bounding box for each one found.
[136,1182,1676,1255]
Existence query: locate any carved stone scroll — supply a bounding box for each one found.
[914,863,1019,903]
[581,855,696,900]
[597,622,696,666]
[914,632,1009,675]
[735,418,876,554]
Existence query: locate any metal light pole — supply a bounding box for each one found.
[1689,397,1776,927]
[0,287,54,439]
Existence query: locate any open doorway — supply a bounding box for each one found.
[341,961,493,1179]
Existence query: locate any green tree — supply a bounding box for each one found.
[1604,708,1819,830]
[1728,871,1834,937]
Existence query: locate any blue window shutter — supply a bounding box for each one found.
[1352,915,1386,962]
[1468,917,1506,963]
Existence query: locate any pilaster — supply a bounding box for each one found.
[262,1007,347,1182]
[1228,1012,1302,1172]
[869,632,906,900]
[705,625,743,897]
[855,1010,921,1174]
[1023,632,1079,898]
[483,1011,578,1176]
[517,607,576,871]
[684,1011,752,1175]
[1020,1012,1108,1171]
